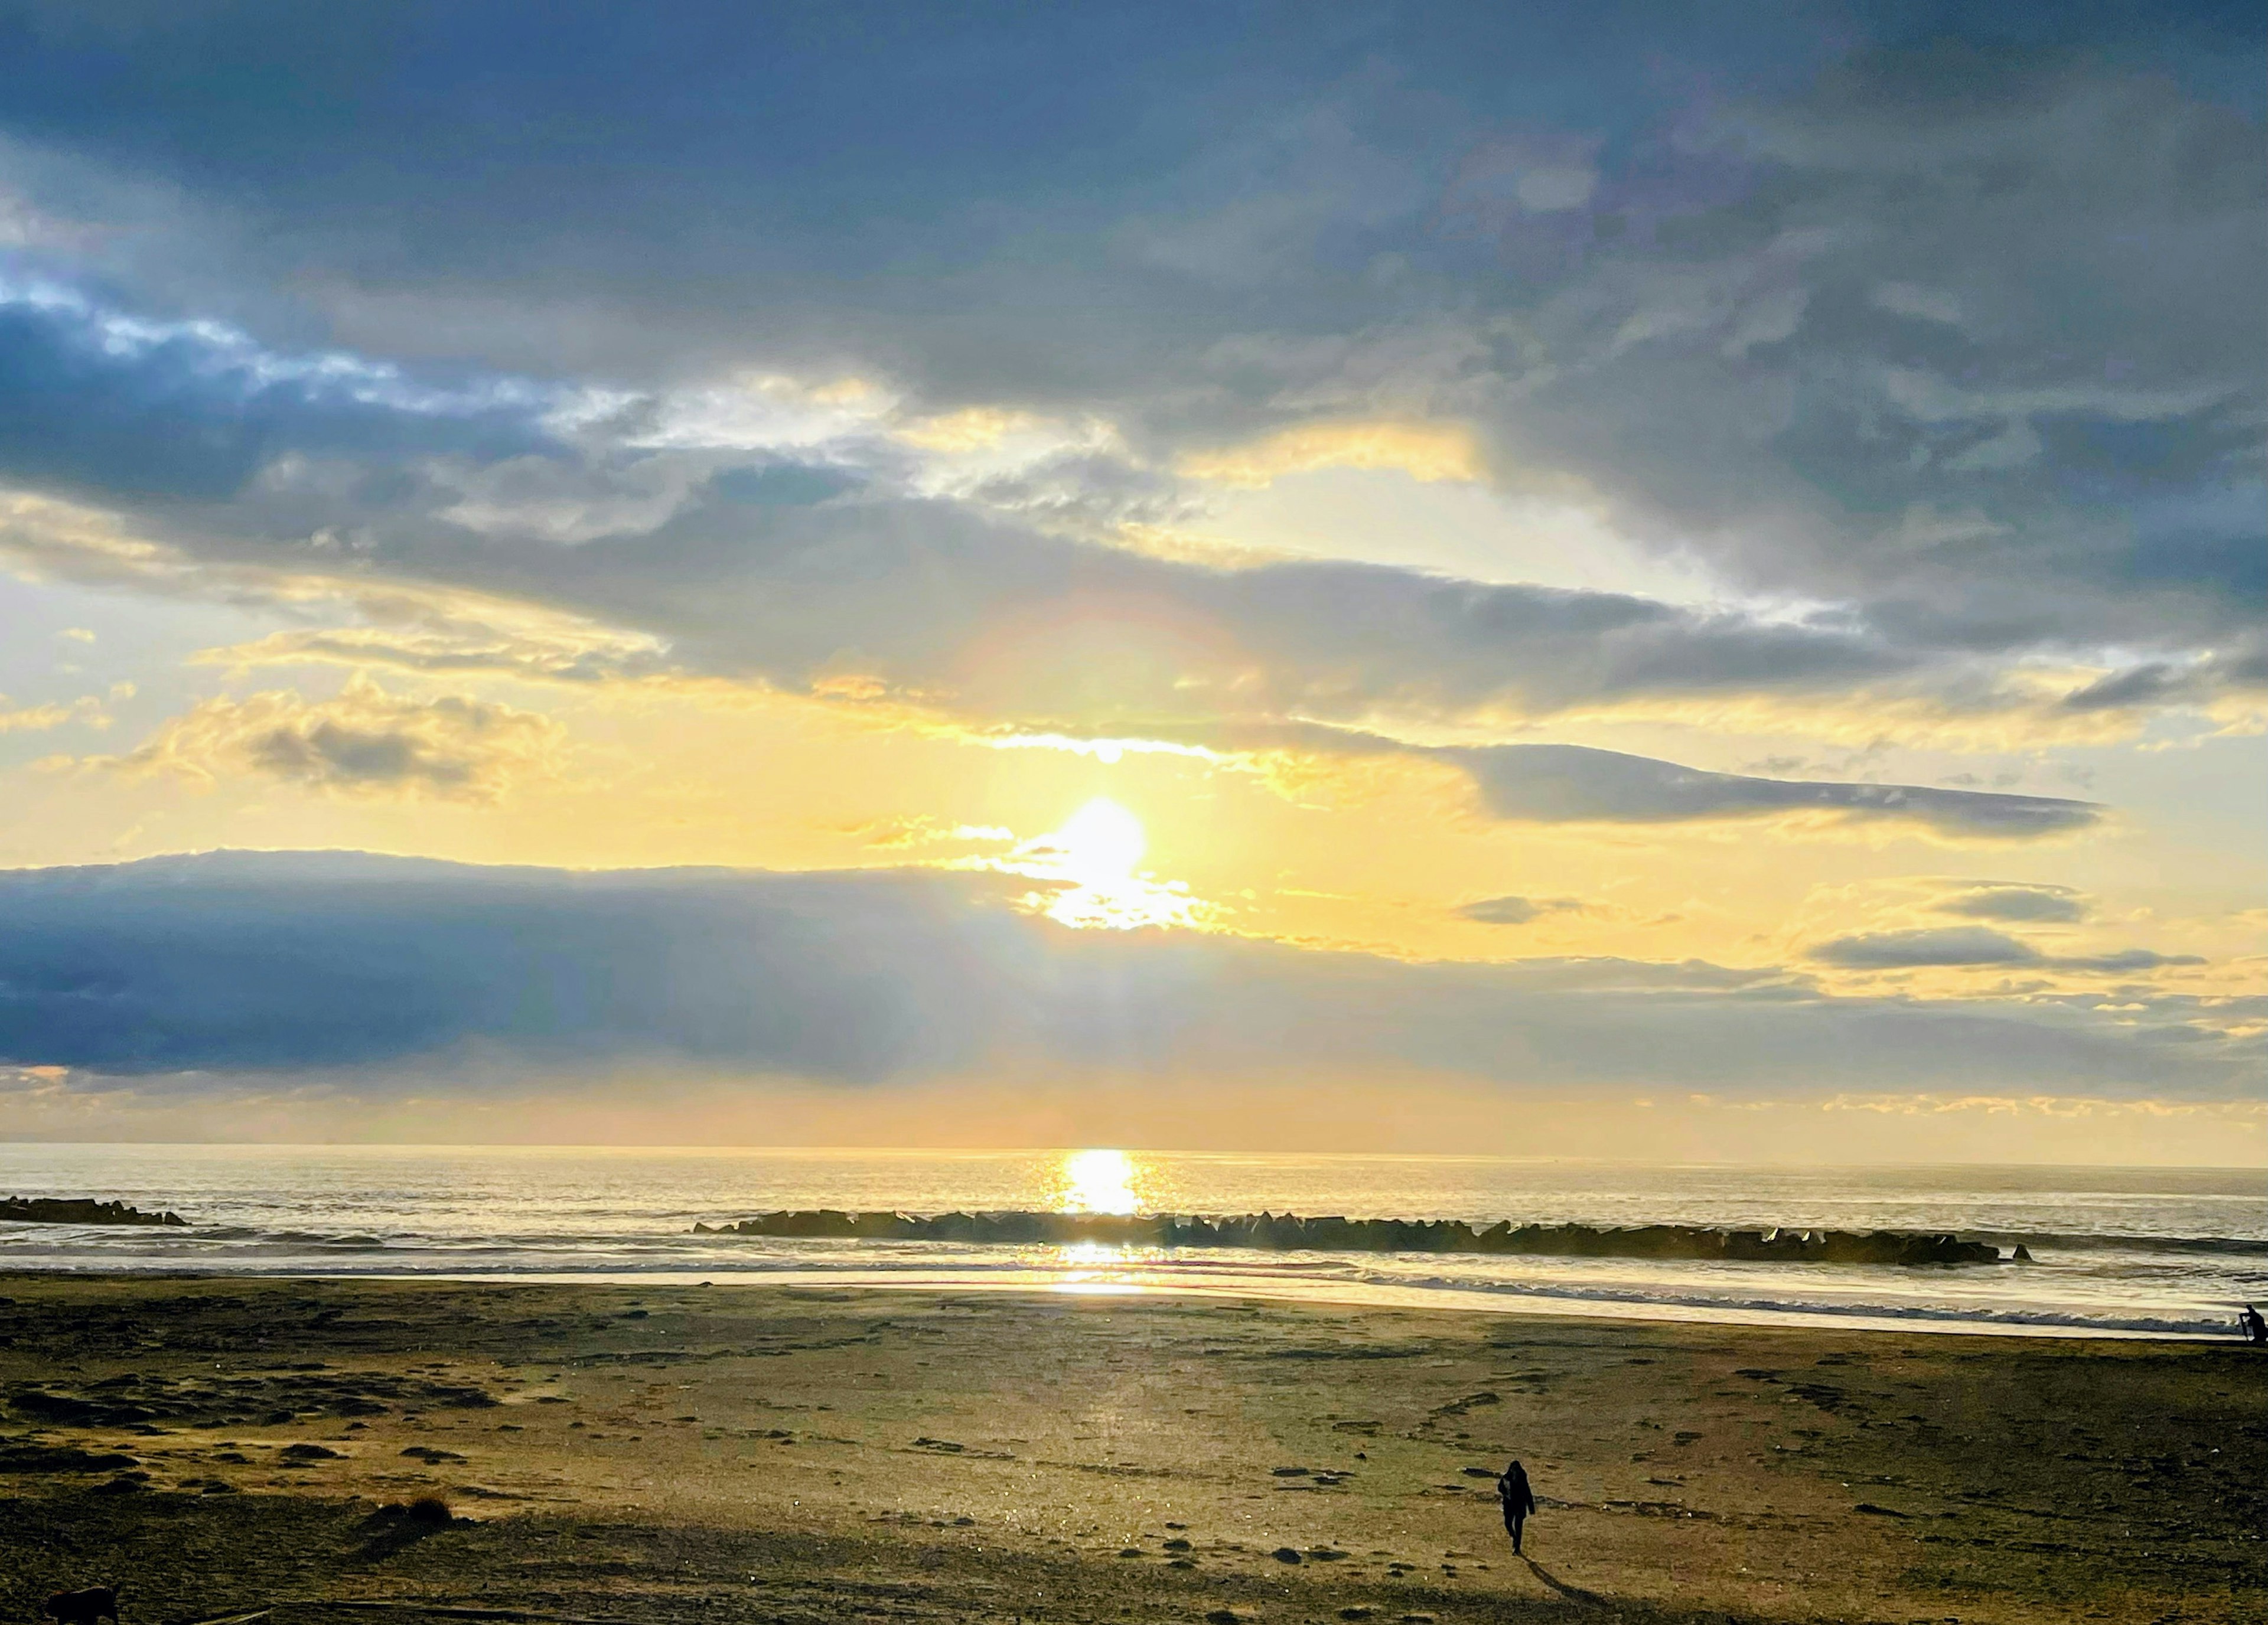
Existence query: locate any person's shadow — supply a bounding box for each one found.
[1523,1556,1608,1607]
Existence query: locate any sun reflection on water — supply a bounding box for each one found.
[1057,1147,1142,1215]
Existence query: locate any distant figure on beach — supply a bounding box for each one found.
[1498,1458,1537,1554]
[2242,1304,2266,1345]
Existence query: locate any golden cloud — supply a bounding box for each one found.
[96,674,566,803]
[1180,419,1487,487]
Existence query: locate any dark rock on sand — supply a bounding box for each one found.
[0,1441,140,1473]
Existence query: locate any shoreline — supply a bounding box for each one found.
[0,1260,2244,1342]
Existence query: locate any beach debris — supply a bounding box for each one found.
[354,1495,464,1558]
[1271,1546,1304,1563]
[693,1209,2010,1264]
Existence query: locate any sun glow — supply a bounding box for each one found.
[1055,797,1146,885]
[1058,1147,1141,1215]
[1015,797,1208,931]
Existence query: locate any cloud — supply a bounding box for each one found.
[1810,925,2204,975]
[1812,925,2041,968]
[0,470,2139,847]
[2060,648,2268,713]
[1456,895,1585,926]
[1484,47,2268,649]
[1179,419,1486,487]
[1934,882,2090,924]
[0,851,2246,1099]
[0,690,110,733]
[100,674,563,801]
[0,273,559,501]
[0,395,1922,730]
[980,721,2098,840]
[1445,743,2098,838]
[2053,948,2212,975]
[0,14,2252,688]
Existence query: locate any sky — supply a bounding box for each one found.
[0,1,2260,1160]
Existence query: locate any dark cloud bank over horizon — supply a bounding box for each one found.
[0,851,2247,1103]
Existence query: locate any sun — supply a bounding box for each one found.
[1003,796,1205,931]
[1054,797,1146,886]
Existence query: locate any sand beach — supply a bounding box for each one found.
[2,1276,2260,1625]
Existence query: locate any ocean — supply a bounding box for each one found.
[2,1144,2260,1340]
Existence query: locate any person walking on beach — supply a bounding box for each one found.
[2242,1304,2267,1345]
[1498,1458,1537,1554]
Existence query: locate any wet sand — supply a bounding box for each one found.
[2,1275,2261,1624]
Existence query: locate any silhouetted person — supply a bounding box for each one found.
[2242,1304,2266,1345]
[1498,1458,1537,1554]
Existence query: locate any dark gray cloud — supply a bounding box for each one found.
[0,5,2251,677]
[1457,895,1585,926]
[510,497,1904,722]
[2060,648,2268,712]
[0,278,558,501]
[0,350,1918,727]
[1813,925,2042,968]
[1451,47,2267,654]
[1935,883,2090,924]
[1811,925,2203,974]
[1445,744,2098,838]
[0,851,2244,1098]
